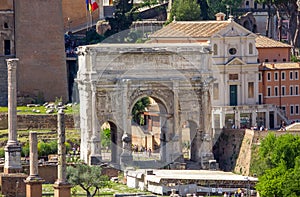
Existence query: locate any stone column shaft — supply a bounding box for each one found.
[7,58,18,145]
[89,82,102,165]
[29,132,38,177]
[54,110,71,197]
[25,132,44,197]
[57,110,67,183]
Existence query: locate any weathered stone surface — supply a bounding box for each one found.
[0,113,78,130]
[76,43,215,169]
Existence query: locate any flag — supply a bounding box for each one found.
[86,0,99,12]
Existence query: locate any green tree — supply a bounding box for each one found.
[170,0,201,21]
[105,0,135,40]
[206,0,243,19]
[253,133,300,196]
[67,163,111,197]
[132,97,150,125]
[101,128,111,149]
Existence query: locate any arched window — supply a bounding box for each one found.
[249,43,253,54]
[213,44,218,55]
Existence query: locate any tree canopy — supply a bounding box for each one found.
[253,133,300,196]
[67,163,111,197]
[132,97,150,125]
[169,0,201,21]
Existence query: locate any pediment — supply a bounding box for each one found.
[217,22,256,38]
[226,57,246,66]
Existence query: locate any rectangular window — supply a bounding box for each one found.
[282,106,286,114]
[296,86,299,95]
[296,105,299,115]
[267,87,271,96]
[229,74,239,80]
[281,71,286,80]
[213,83,219,100]
[290,85,293,95]
[267,72,271,81]
[4,40,10,55]
[281,86,285,96]
[290,105,294,115]
[258,72,262,81]
[248,82,254,98]
[274,86,278,96]
[295,71,299,80]
[290,71,293,80]
[274,72,278,81]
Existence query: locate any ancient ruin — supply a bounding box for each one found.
[0,58,27,197]
[4,58,22,173]
[76,43,215,169]
[53,109,71,197]
[25,131,44,197]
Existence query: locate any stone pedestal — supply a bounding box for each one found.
[4,144,22,173]
[25,179,44,197]
[53,183,72,197]
[0,173,27,197]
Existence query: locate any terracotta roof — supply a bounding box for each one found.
[149,21,231,38]
[262,62,300,70]
[255,35,292,48]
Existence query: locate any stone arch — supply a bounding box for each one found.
[76,43,215,169]
[129,90,172,162]
[181,120,200,161]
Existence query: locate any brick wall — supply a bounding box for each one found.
[14,0,69,103]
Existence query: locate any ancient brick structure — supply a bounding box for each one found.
[0,1,69,105]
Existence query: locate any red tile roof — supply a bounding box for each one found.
[255,35,292,48]
[149,21,231,38]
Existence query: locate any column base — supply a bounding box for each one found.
[4,143,22,173]
[200,152,214,170]
[25,178,44,197]
[53,182,72,197]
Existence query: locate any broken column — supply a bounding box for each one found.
[4,58,22,173]
[25,131,44,197]
[53,109,71,197]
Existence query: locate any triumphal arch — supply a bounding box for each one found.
[76,43,215,170]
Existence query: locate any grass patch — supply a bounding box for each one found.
[42,181,150,197]
[0,104,79,115]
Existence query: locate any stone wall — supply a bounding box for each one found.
[214,129,245,172]
[0,113,78,130]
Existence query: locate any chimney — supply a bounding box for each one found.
[215,12,226,21]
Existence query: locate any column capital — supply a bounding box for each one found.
[6,58,19,70]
